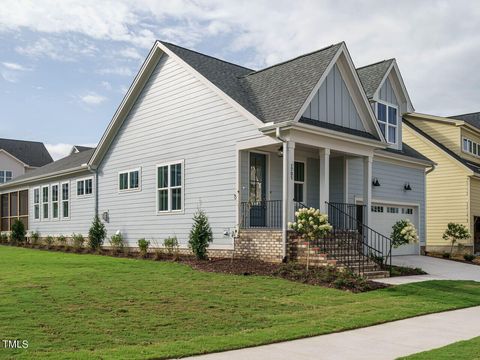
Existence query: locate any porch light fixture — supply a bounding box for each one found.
[404,182,412,191]
[277,146,283,158]
[372,178,381,187]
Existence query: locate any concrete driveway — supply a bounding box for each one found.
[378,255,480,285]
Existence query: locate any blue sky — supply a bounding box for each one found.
[1,0,479,159]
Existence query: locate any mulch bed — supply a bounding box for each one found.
[388,265,427,277]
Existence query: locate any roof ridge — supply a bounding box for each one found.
[159,40,254,72]
[449,111,480,118]
[242,42,343,78]
[0,137,45,144]
[356,58,395,70]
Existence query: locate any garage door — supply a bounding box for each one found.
[370,203,420,256]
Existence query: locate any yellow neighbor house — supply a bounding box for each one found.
[403,112,480,253]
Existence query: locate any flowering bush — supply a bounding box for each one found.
[390,219,419,248]
[289,208,332,270]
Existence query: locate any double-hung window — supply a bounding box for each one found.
[119,169,140,191]
[33,188,40,220]
[157,161,183,213]
[462,137,480,157]
[42,186,49,220]
[77,178,93,197]
[293,161,305,203]
[377,102,398,144]
[61,182,69,219]
[0,171,12,184]
[52,184,59,219]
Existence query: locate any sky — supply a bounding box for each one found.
[1,0,479,160]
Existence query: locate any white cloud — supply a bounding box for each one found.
[1,61,32,82]
[46,143,96,160]
[80,92,107,105]
[118,47,143,60]
[16,37,98,61]
[97,66,133,76]
[100,81,112,90]
[2,62,31,71]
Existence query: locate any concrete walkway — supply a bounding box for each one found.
[377,255,480,285]
[184,306,480,360]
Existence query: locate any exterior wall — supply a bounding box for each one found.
[469,178,480,250]
[348,156,427,243]
[97,53,262,247]
[302,64,365,131]
[0,152,26,181]
[329,157,345,203]
[403,125,470,249]
[28,172,95,237]
[235,229,283,262]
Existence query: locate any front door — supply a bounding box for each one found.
[249,152,267,227]
[474,217,480,254]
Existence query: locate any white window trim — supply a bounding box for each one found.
[33,187,40,221]
[156,160,185,215]
[376,100,398,145]
[61,181,70,220]
[461,136,480,158]
[118,168,142,193]
[76,177,94,198]
[294,160,307,204]
[51,183,60,221]
[41,185,49,221]
[0,170,13,184]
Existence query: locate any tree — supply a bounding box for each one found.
[11,219,26,244]
[88,215,106,250]
[442,223,470,255]
[289,208,332,270]
[189,209,213,260]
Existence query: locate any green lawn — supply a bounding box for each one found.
[1,247,480,359]
[399,337,480,359]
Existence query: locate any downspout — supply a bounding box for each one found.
[87,165,99,218]
[276,127,288,262]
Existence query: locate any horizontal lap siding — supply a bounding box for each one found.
[348,157,426,243]
[97,54,261,247]
[28,172,95,237]
[403,126,470,246]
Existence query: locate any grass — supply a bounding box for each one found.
[398,336,480,359]
[1,247,480,359]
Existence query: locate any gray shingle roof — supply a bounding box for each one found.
[381,142,432,163]
[0,138,53,167]
[404,119,480,172]
[300,116,378,140]
[357,59,394,98]
[1,148,95,187]
[162,41,343,124]
[73,145,94,153]
[449,112,480,130]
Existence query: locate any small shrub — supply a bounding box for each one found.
[30,231,40,246]
[442,252,451,259]
[0,232,8,244]
[88,215,106,250]
[189,209,213,260]
[442,223,470,255]
[11,219,26,244]
[464,253,476,262]
[45,235,54,248]
[57,235,67,246]
[138,238,150,257]
[109,232,125,254]
[164,236,179,258]
[391,219,419,248]
[72,233,85,250]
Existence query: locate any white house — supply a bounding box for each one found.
[0,41,433,273]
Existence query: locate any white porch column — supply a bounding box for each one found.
[282,141,295,259]
[363,155,373,227]
[319,148,330,213]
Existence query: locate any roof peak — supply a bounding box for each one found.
[243,42,343,77]
[356,58,395,70]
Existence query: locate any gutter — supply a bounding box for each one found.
[276,127,288,262]
[426,163,436,175]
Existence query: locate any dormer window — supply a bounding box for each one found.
[462,137,479,157]
[376,102,398,144]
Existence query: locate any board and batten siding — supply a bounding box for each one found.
[403,125,471,247]
[348,156,426,243]
[28,172,95,236]
[302,64,365,132]
[97,53,262,247]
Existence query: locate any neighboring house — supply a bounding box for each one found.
[0,138,52,184]
[0,41,433,263]
[404,112,480,253]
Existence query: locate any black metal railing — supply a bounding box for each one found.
[240,200,307,229]
[325,201,392,274]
